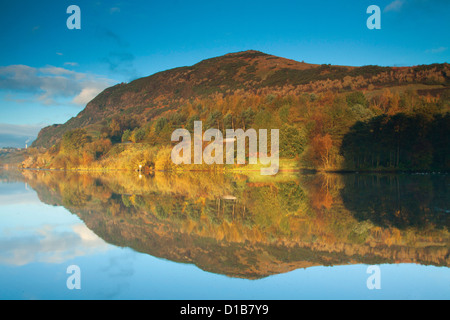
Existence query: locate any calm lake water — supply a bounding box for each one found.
[0,169,449,300]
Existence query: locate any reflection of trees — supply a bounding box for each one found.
[341,174,449,230]
[277,181,307,212]
[13,169,450,278]
[61,184,92,208]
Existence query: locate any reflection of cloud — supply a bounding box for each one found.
[0,64,115,106]
[96,251,136,299]
[100,253,135,278]
[0,192,41,206]
[0,223,109,266]
[73,224,99,242]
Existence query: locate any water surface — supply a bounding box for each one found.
[0,170,448,299]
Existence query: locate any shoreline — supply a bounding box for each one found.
[4,166,448,175]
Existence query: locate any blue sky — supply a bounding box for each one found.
[0,0,449,147]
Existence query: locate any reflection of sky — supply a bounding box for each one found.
[0,182,110,267]
[0,181,449,300]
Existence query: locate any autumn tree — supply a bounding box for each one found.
[309,134,334,169]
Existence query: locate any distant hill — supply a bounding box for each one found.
[32,50,450,149]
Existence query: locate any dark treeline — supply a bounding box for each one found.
[341,112,450,171]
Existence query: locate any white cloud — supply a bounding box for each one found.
[39,66,77,76]
[72,86,106,105]
[0,64,116,106]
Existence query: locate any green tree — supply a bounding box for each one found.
[186,115,200,132]
[239,107,255,129]
[223,113,233,129]
[205,110,222,129]
[122,129,132,142]
[155,117,168,134]
[279,124,305,158]
[279,105,290,123]
[132,127,147,142]
[346,91,368,107]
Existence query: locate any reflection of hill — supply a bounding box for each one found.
[17,170,450,279]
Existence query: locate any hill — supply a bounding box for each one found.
[23,50,450,172]
[34,50,317,148]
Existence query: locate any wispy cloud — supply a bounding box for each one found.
[0,64,116,106]
[103,51,135,72]
[426,47,448,54]
[385,0,450,13]
[110,7,121,14]
[0,123,44,147]
[103,30,129,48]
[100,29,138,80]
[384,0,405,12]
[0,123,43,137]
[64,62,79,67]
